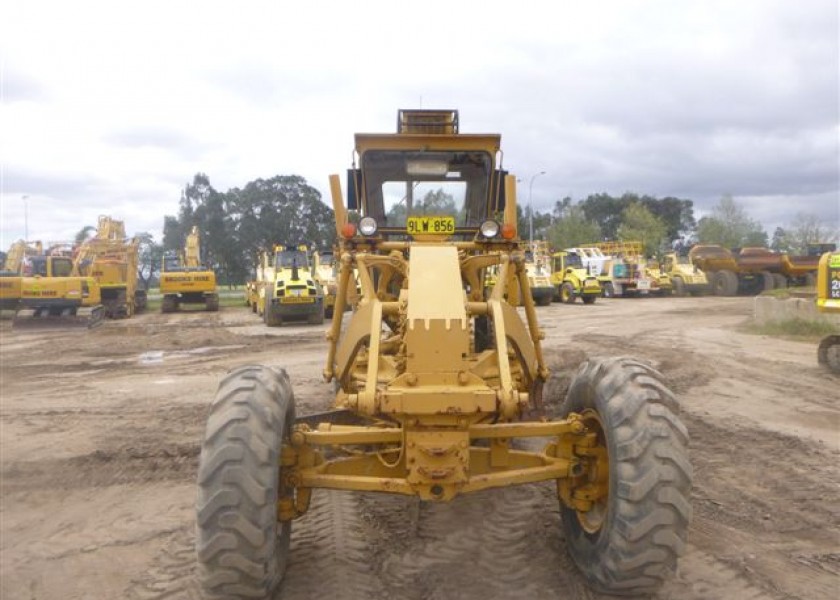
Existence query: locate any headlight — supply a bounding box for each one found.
[359,216,378,236]
[479,220,500,238]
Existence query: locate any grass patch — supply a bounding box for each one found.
[143,293,247,312]
[743,317,839,341]
[759,287,815,300]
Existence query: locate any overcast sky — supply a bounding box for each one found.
[1,0,838,246]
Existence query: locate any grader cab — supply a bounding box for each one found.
[196,110,691,598]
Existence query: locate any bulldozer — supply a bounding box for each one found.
[13,245,104,328]
[159,226,219,312]
[74,215,146,317]
[255,243,324,326]
[1,240,43,313]
[816,250,840,373]
[195,110,692,598]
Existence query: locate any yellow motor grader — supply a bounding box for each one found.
[195,110,692,598]
[159,226,219,312]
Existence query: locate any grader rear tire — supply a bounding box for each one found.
[672,277,686,297]
[196,365,296,600]
[559,357,692,596]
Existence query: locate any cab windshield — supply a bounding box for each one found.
[276,250,308,268]
[565,253,583,269]
[362,150,492,228]
[163,254,183,272]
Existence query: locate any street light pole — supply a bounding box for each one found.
[22,195,29,240]
[528,171,546,246]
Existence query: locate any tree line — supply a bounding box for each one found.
[525,192,835,257]
[69,172,831,289]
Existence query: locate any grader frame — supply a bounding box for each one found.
[196,109,690,599]
[279,109,604,510]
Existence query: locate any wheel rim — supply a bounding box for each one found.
[576,408,610,534]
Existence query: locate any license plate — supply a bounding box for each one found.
[637,280,651,290]
[407,216,455,236]
[280,296,315,304]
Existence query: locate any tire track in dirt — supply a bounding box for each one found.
[366,485,597,600]
[670,545,784,600]
[1,442,199,491]
[126,527,202,600]
[280,490,385,599]
[682,413,839,599]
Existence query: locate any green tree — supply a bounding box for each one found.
[580,192,694,242]
[74,225,95,245]
[640,196,695,240]
[580,193,626,240]
[419,188,456,215]
[770,227,791,253]
[616,203,668,256]
[547,205,602,249]
[695,195,767,248]
[135,232,162,290]
[785,212,839,254]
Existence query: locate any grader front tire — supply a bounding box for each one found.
[560,357,691,596]
[196,365,296,600]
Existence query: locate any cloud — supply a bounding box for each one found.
[0,0,837,248]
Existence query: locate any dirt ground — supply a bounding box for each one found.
[0,295,837,600]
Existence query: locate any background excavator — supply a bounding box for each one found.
[1,240,43,313]
[13,244,103,328]
[74,216,145,318]
[159,226,218,312]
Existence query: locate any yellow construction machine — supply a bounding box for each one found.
[817,251,840,373]
[524,241,556,306]
[594,241,663,297]
[13,245,103,327]
[313,249,340,317]
[75,215,145,317]
[484,241,553,306]
[159,226,219,312]
[1,240,43,313]
[550,249,602,303]
[661,251,708,296]
[255,243,324,326]
[195,109,692,598]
